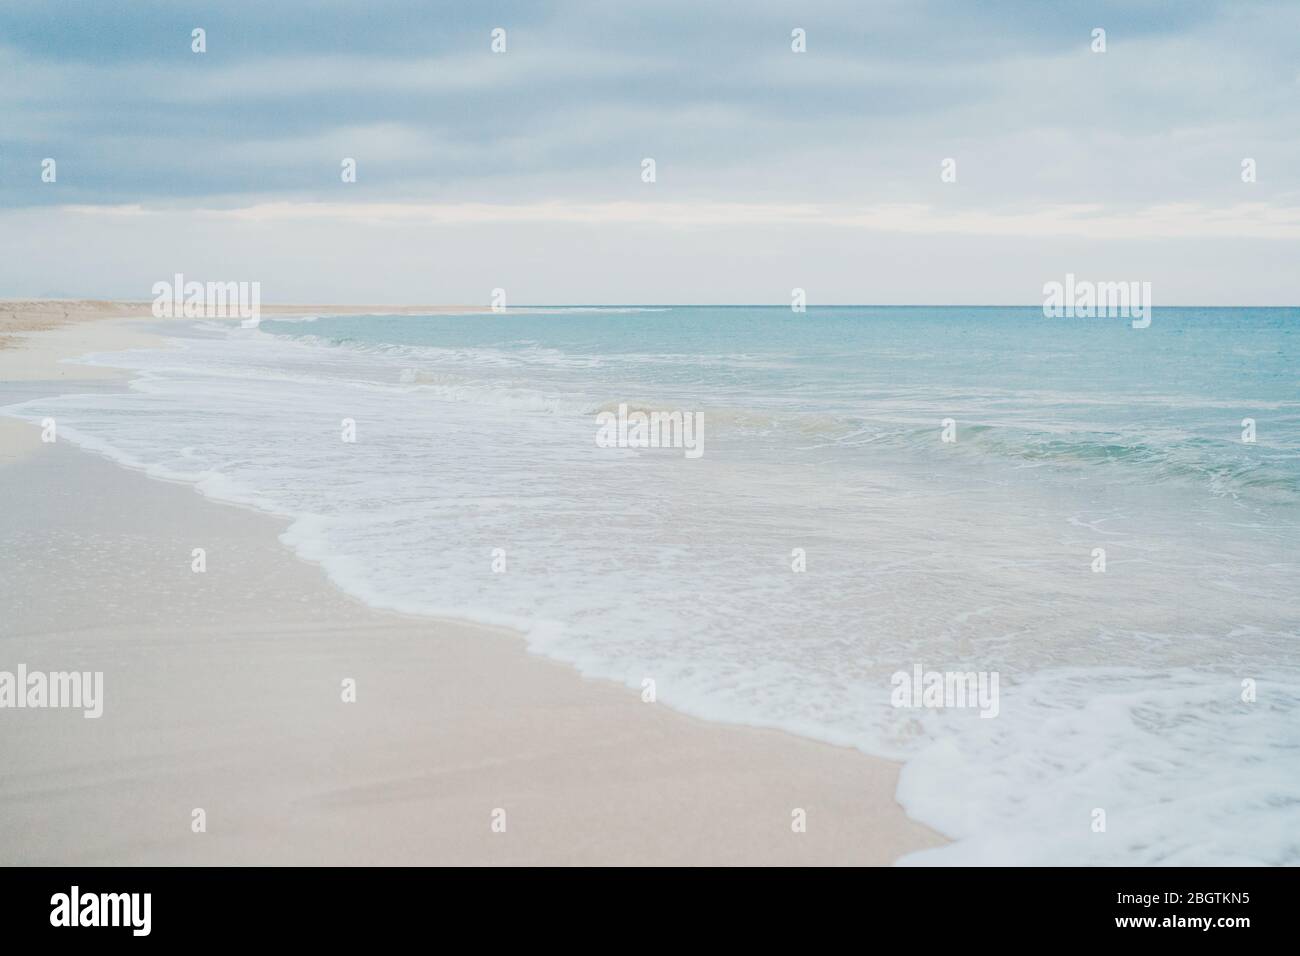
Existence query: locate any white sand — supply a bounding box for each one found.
[0,301,944,865]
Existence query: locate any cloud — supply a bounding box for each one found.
[2,0,1298,301]
[56,197,1300,240]
[5,0,1298,207]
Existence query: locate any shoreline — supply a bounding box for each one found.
[0,300,945,865]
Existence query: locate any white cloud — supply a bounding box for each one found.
[60,198,1300,239]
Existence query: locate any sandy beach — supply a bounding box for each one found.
[0,301,943,865]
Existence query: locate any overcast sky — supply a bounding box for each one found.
[2,0,1298,304]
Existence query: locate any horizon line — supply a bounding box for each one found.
[6,298,1299,310]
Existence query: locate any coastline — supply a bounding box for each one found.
[0,301,945,865]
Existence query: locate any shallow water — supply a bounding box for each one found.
[7,305,1298,864]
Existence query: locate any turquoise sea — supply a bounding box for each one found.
[8,305,1299,864]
